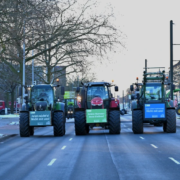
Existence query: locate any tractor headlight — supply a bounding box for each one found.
[77,96,81,102]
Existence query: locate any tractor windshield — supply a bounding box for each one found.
[87,85,109,109]
[145,84,162,102]
[31,86,53,105]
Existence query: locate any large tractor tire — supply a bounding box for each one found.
[176,106,180,115]
[74,111,87,135]
[53,112,65,136]
[166,109,176,133]
[132,110,143,134]
[19,112,30,137]
[109,110,121,134]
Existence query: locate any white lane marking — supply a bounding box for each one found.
[169,157,180,165]
[151,144,158,148]
[47,159,57,166]
[128,128,131,131]
[0,134,4,137]
[140,136,144,140]
[61,146,66,150]
[69,138,73,141]
[1,142,4,143]
[124,125,126,127]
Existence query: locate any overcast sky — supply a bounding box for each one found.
[90,0,180,96]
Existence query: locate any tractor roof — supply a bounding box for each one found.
[85,82,112,87]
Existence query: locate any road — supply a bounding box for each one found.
[0,114,180,180]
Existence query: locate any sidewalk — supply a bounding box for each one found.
[0,114,19,119]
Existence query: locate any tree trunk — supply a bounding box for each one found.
[5,92,9,108]
[10,90,15,114]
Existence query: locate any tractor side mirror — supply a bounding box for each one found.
[115,86,118,92]
[18,86,22,96]
[61,86,65,95]
[76,87,80,93]
[130,85,134,91]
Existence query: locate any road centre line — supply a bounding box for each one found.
[61,146,66,150]
[169,157,180,165]
[151,144,158,148]
[140,137,144,140]
[69,138,73,141]
[47,159,57,166]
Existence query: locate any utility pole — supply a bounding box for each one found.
[22,20,26,104]
[170,20,174,100]
[145,59,147,73]
[32,30,34,85]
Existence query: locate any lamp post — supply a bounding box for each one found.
[22,20,26,104]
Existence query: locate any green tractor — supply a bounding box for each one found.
[65,99,75,119]
[19,84,66,137]
[74,82,120,135]
[130,68,176,134]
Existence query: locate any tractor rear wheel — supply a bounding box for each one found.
[74,111,87,135]
[132,110,143,134]
[166,109,176,133]
[53,112,64,136]
[20,112,30,137]
[109,110,120,134]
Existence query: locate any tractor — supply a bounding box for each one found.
[74,82,120,135]
[65,99,75,119]
[19,84,65,137]
[130,67,176,134]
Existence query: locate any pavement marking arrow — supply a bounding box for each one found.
[169,157,180,165]
[47,159,57,166]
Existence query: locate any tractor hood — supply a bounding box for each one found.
[91,97,103,106]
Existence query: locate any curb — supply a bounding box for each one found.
[0,134,17,142]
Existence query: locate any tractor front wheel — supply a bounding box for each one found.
[19,112,30,137]
[166,109,176,133]
[109,110,121,134]
[53,112,65,136]
[132,110,143,134]
[74,111,87,135]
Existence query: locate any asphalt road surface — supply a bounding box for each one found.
[0,114,180,180]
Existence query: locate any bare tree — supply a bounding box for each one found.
[0,0,123,85]
[0,62,20,114]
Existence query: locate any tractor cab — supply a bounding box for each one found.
[87,85,110,109]
[31,85,54,111]
[143,82,164,103]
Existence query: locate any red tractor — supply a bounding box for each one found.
[74,82,120,135]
